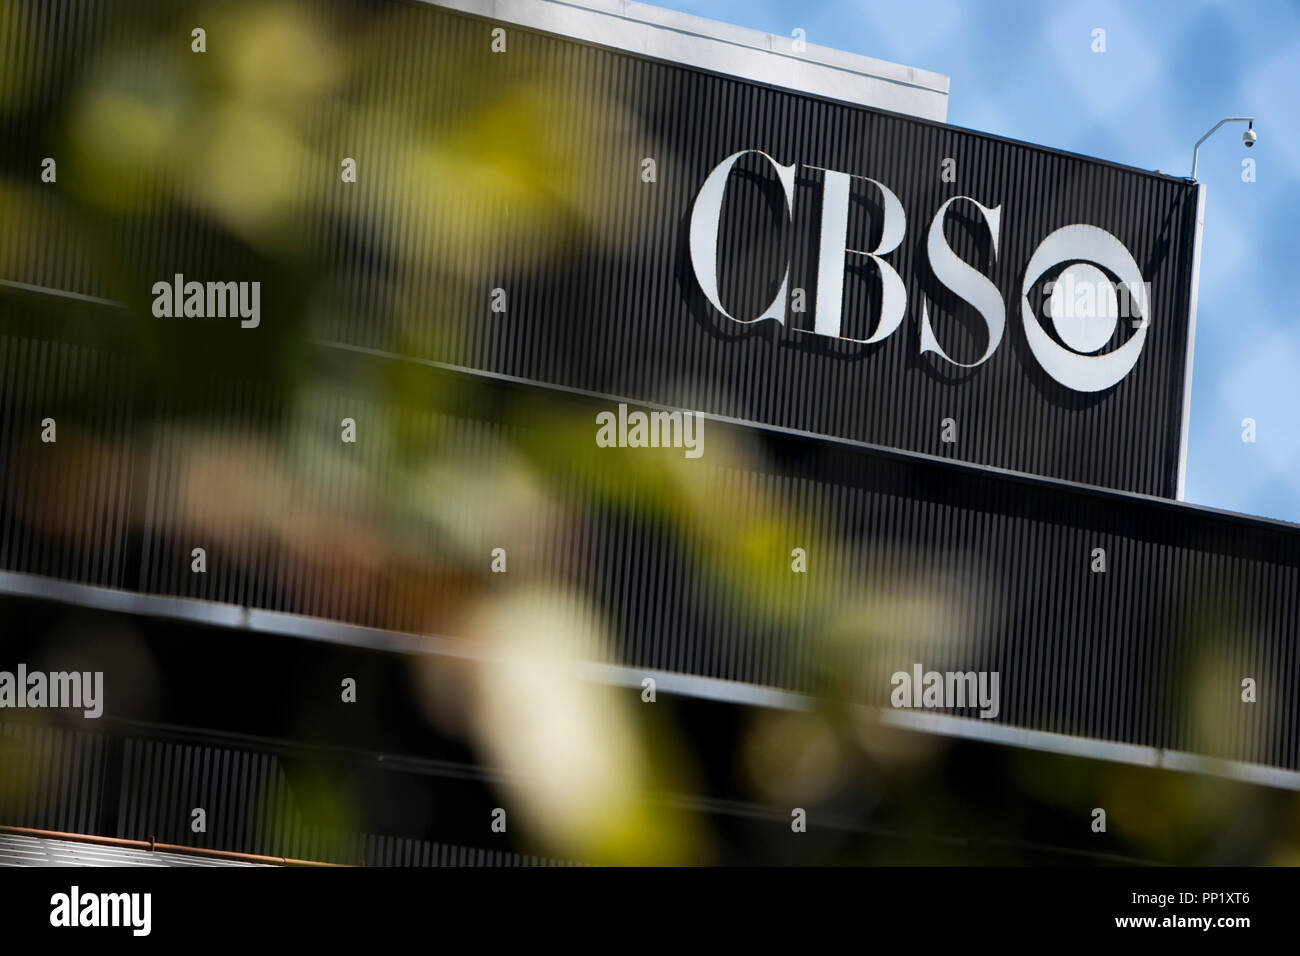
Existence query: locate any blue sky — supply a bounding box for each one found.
[653,0,1300,523]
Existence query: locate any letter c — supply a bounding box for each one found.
[688,150,796,324]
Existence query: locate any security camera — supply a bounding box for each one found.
[1243,126,1257,147]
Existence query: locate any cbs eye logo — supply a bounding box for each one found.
[1021,224,1151,393]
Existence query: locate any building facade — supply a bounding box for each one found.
[0,0,1295,864]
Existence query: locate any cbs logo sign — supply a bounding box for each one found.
[688,149,1153,393]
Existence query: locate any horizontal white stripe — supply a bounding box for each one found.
[419,0,949,119]
[2,569,1298,792]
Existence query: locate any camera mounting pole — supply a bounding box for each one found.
[1190,117,1255,181]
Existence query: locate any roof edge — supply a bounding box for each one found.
[419,0,951,120]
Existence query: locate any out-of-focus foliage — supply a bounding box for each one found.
[1,0,1296,865]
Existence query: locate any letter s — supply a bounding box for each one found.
[919,196,1005,368]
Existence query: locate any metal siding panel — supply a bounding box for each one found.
[0,724,103,832]
[1,725,573,864]
[0,0,1197,495]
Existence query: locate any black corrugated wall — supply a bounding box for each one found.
[0,333,1295,770]
[0,0,1198,495]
